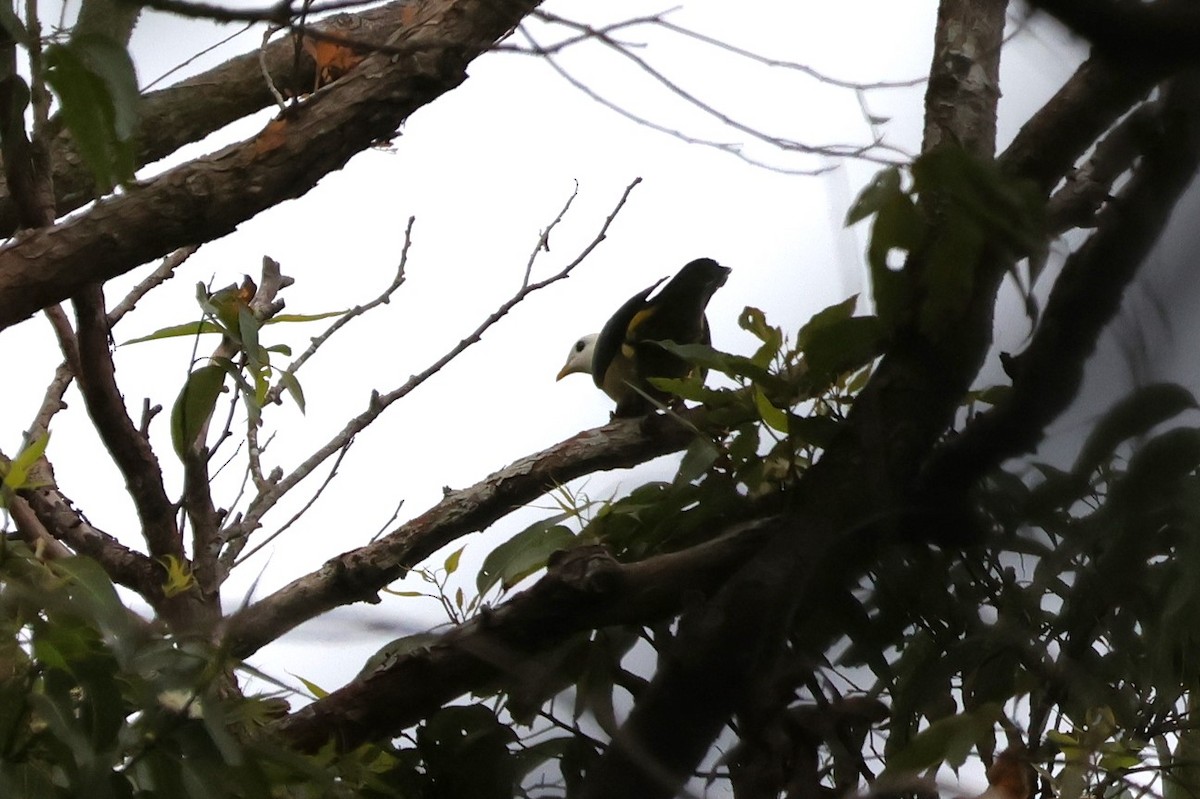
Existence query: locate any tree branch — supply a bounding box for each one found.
[998,52,1159,191]
[578,2,1012,795]
[19,483,164,599]
[1045,101,1156,234]
[228,178,637,547]
[226,408,699,658]
[921,0,1005,155]
[71,285,184,563]
[0,1,416,235]
[0,0,544,330]
[275,518,776,752]
[920,71,1200,498]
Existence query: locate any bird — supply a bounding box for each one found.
[557,257,731,417]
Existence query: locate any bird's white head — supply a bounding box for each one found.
[556,333,598,380]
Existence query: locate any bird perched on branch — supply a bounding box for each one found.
[557,257,731,417]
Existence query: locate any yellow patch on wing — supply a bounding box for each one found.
[625,307,657,340]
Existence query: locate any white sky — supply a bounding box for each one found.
[0,0,1126,722]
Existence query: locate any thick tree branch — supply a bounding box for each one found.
[1045,102,1156,233]
[920,72,1200,498]
[6,495,72,560]
[19,483,164,599]
[578,2,1012,796]
[71,285,184,564]
[226,409,699,658]
[0,0,544,331]
[921,0,1005,155]
[0,2,420,235]
[275,518,777,752]
[999,52,1158,191]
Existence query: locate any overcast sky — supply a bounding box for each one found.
[15,0,1193,713]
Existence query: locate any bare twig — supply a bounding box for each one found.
[226,393,701,659]
[518,26,892,175]
[263,216,414,407]
[260,25,290,113]
[133,0,379,24]
[230,180,641,544]
[43,304,80,375]
[110,248,199,325]
[143,23,254,91]
[232,437,353,568]
[0,0,543,330]
[246,413,270,492]
[528,14,907,165]
[368,497,406,544]
[533,10,926,92]
[523,181,577,285]
[28,362,73,439]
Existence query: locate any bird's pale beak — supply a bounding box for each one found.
[555,366,570,381]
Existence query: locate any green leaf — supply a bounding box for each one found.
[120,320,225,346]
[796,295,858,350]
[238,306,262,366]
[866,192,923,331]
[52,556,135,646]
[70,34,139,140]
[912,145,1046,258]
[1072,383,1197,482]
[476,517,576,596]
[646,376,732,405]
[512,737,574,784]
[754,387,788,433]
[279,371,306,414]
[738,305,784,366]
[170,365,226,458]
[802,315,886,378]
[880,705,1000,778]
[653,341,776,385]
[1164,724,1200,799]
[676,436,721,484]
[444,545,465,575]
[292,674,329,699]
[417,705,517,797]
[43,35,137,189]
[918,210,983,338]
[1117,426,1200,498]
[3,432,49,491]
[266,310,347,323]
[358,632,441,677]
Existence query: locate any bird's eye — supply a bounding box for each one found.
[574,340,586,353]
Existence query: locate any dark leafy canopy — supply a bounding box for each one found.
[6,0,1200,797]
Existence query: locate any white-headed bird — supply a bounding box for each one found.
[557,257,730,416]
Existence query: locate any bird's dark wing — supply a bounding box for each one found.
[591,278,664,390]
[631,258,729,346]
[625,259,728,384]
